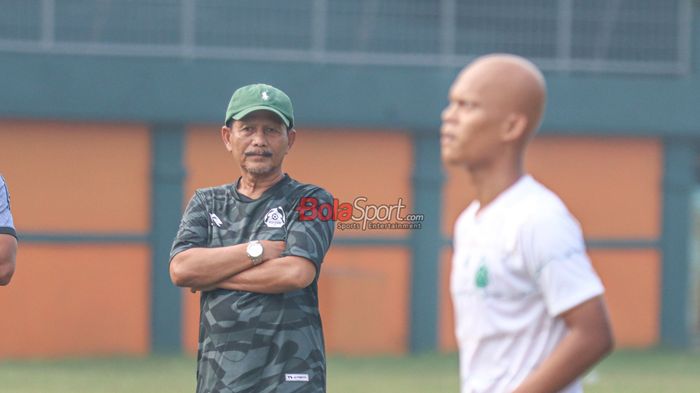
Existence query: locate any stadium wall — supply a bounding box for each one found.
[0,120,666,357]
[0,1,697,357]
[0,120,151,357]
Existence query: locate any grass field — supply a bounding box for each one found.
[0,350,698,392]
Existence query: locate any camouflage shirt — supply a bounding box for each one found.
[170,174,334,393]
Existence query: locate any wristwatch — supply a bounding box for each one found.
[246,240,264,265]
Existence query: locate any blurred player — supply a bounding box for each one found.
[0,175,17,285]
[169,84,334,392]
[441,54,614,393]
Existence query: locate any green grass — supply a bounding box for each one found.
[584,350,700,393]
[0,356,196,393]
[328,352,459,392]
[0,350,698,392]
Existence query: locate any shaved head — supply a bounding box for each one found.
[441,53,547,170]
[457,54,547,137]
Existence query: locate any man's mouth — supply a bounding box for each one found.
[440,132,455,144]
[245,151,273,157]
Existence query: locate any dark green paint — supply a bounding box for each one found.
[408,132,443,352]
[660,139,694,348]
[150,124,186,353]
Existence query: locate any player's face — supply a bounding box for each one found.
[222,110,295,177]
[440,66,507,169]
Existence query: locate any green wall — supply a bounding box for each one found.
[0,53,697,136]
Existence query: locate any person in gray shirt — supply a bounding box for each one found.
[170,84,334,393]
[0,175,17,285]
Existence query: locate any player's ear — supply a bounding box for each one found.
[502,113,528,143]
[221,124,233,152]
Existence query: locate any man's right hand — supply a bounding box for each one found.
[260,240,286,262]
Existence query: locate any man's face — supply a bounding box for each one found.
[440,65,507,169]
[221,110,295,177]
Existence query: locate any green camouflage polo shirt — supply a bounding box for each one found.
[171,174,334,393]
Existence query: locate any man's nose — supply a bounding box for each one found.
[251,129,267,146]
[442,104,455,122]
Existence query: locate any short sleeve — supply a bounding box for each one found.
[170,191,210,260]
[0,176,16,238]
[280,189,335,275]
[521,210,604,317]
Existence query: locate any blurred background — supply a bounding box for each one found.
[0,0,698,392]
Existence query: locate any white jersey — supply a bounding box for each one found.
[451,175,604,393]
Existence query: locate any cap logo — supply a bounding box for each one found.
[261,91,270,101]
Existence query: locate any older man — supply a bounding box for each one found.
[0,175,17,286]
[442,54,613,393]
[170,84,334,393]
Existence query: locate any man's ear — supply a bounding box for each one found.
[502,113,528,143]
[286,129,297,150]
[221,125,233,152]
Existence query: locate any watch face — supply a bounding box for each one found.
[248,242,263,258]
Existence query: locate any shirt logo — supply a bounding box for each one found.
[264,207,285,228]
[262,91,270,101]
[210,213,223,228]
[285,373,309,382]
[475,264,489,288]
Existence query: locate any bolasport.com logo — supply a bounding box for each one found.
[295,196,424,231]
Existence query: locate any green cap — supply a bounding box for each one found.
[225,83,294,128]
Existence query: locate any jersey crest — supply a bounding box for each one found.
[475,264,489,289]
[264,206,285,228]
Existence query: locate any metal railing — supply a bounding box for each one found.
[0,0,692,74]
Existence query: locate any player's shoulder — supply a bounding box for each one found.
[285,176,334,202]
[517,176,578,229]
[515,176,566,211]
[455,201,479,226]
[193,183,235,203]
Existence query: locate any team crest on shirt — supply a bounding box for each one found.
[475,264,489,288]
[264,207,286,228]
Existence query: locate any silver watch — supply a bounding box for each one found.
[246,240,264,265]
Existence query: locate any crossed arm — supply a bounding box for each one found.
[169,240,316,294]
[0,234,17,285]
[512,296,614,393]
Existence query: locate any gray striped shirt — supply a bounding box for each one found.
[0,176,16,238]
